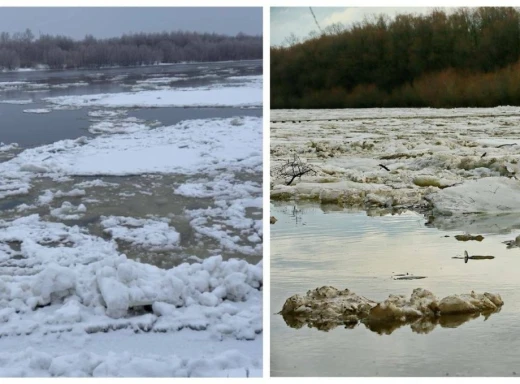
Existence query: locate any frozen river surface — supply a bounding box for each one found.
[0,61,263,377]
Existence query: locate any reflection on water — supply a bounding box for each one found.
[271,201,520,377]
[281,309,501,335]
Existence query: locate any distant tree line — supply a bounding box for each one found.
[271,7,520,108]
[0,29,262,70]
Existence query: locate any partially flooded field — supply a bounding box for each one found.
[270,107,520,377]
[0,62,262,377]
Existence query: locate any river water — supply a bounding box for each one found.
[270,201,520,377]
[0,60,261,147]
[0,60,262,268]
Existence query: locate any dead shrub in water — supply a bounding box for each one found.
[272,154,317,186]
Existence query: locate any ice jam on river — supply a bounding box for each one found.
[271,107,520,233]
[0,65,262,377]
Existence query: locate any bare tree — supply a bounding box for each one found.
[283,33,301,47]
[0,29,262,70]
[46,46,65,69]
[273,154,317,186]
[0,48,20,69]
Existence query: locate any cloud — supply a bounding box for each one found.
[270,8,317,46]
[271,7,441,46]
[322,7,435,28]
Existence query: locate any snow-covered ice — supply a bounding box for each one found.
[0,99,32,104]
[0,142,18,152]
[88,109,128,118]
[0,63,263,376]
[100,216,181,250]
[0,116,262,178]
[88,119,150,135]
[0,77,263,377]
[135,77,184,84]
[0,215,262,377]
[175,174,263,256]
[44,83,261,109]
[50,201,87,220]
[271,107,520,231]
[23,108,52,114]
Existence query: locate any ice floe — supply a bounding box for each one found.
[0,116,262,183]
[44,84,261,109]
[428,177,520,215]
[88,119,150,135]
[0,67,263,376]
[271,107,520,231]
[280,286,503,334]
[0,142,18,152]
[174,174,263,256]
[23,108,51,114]
[0,99,32,104]
[50,201,87,220]
[0,214,262,376]
[88,109,128,118]
[135,77,184,84]
[100,216,181,250]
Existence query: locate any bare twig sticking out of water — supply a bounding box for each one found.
[453,250,495,263]
[291,205,304,225]
[378,164,390,172]
[497,143,517,148]
[273,154,317,186]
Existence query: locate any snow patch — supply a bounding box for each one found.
[0,99,32,104]
[44,83,261,108]
[23,108,51,114]
[100,216,181,250]
[50,202,87,220]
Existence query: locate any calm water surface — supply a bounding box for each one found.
[271,202,520,377]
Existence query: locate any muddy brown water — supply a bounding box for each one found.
[0,172,262,269]
[271,201,520,377]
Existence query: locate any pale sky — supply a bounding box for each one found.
[0,7,262,40]
[271,7,437,46]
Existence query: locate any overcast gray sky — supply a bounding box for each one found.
[271,7,438,46]
[0,7,262,39]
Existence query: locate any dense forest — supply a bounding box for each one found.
[0,29,262,70]
[271,7,520,108]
